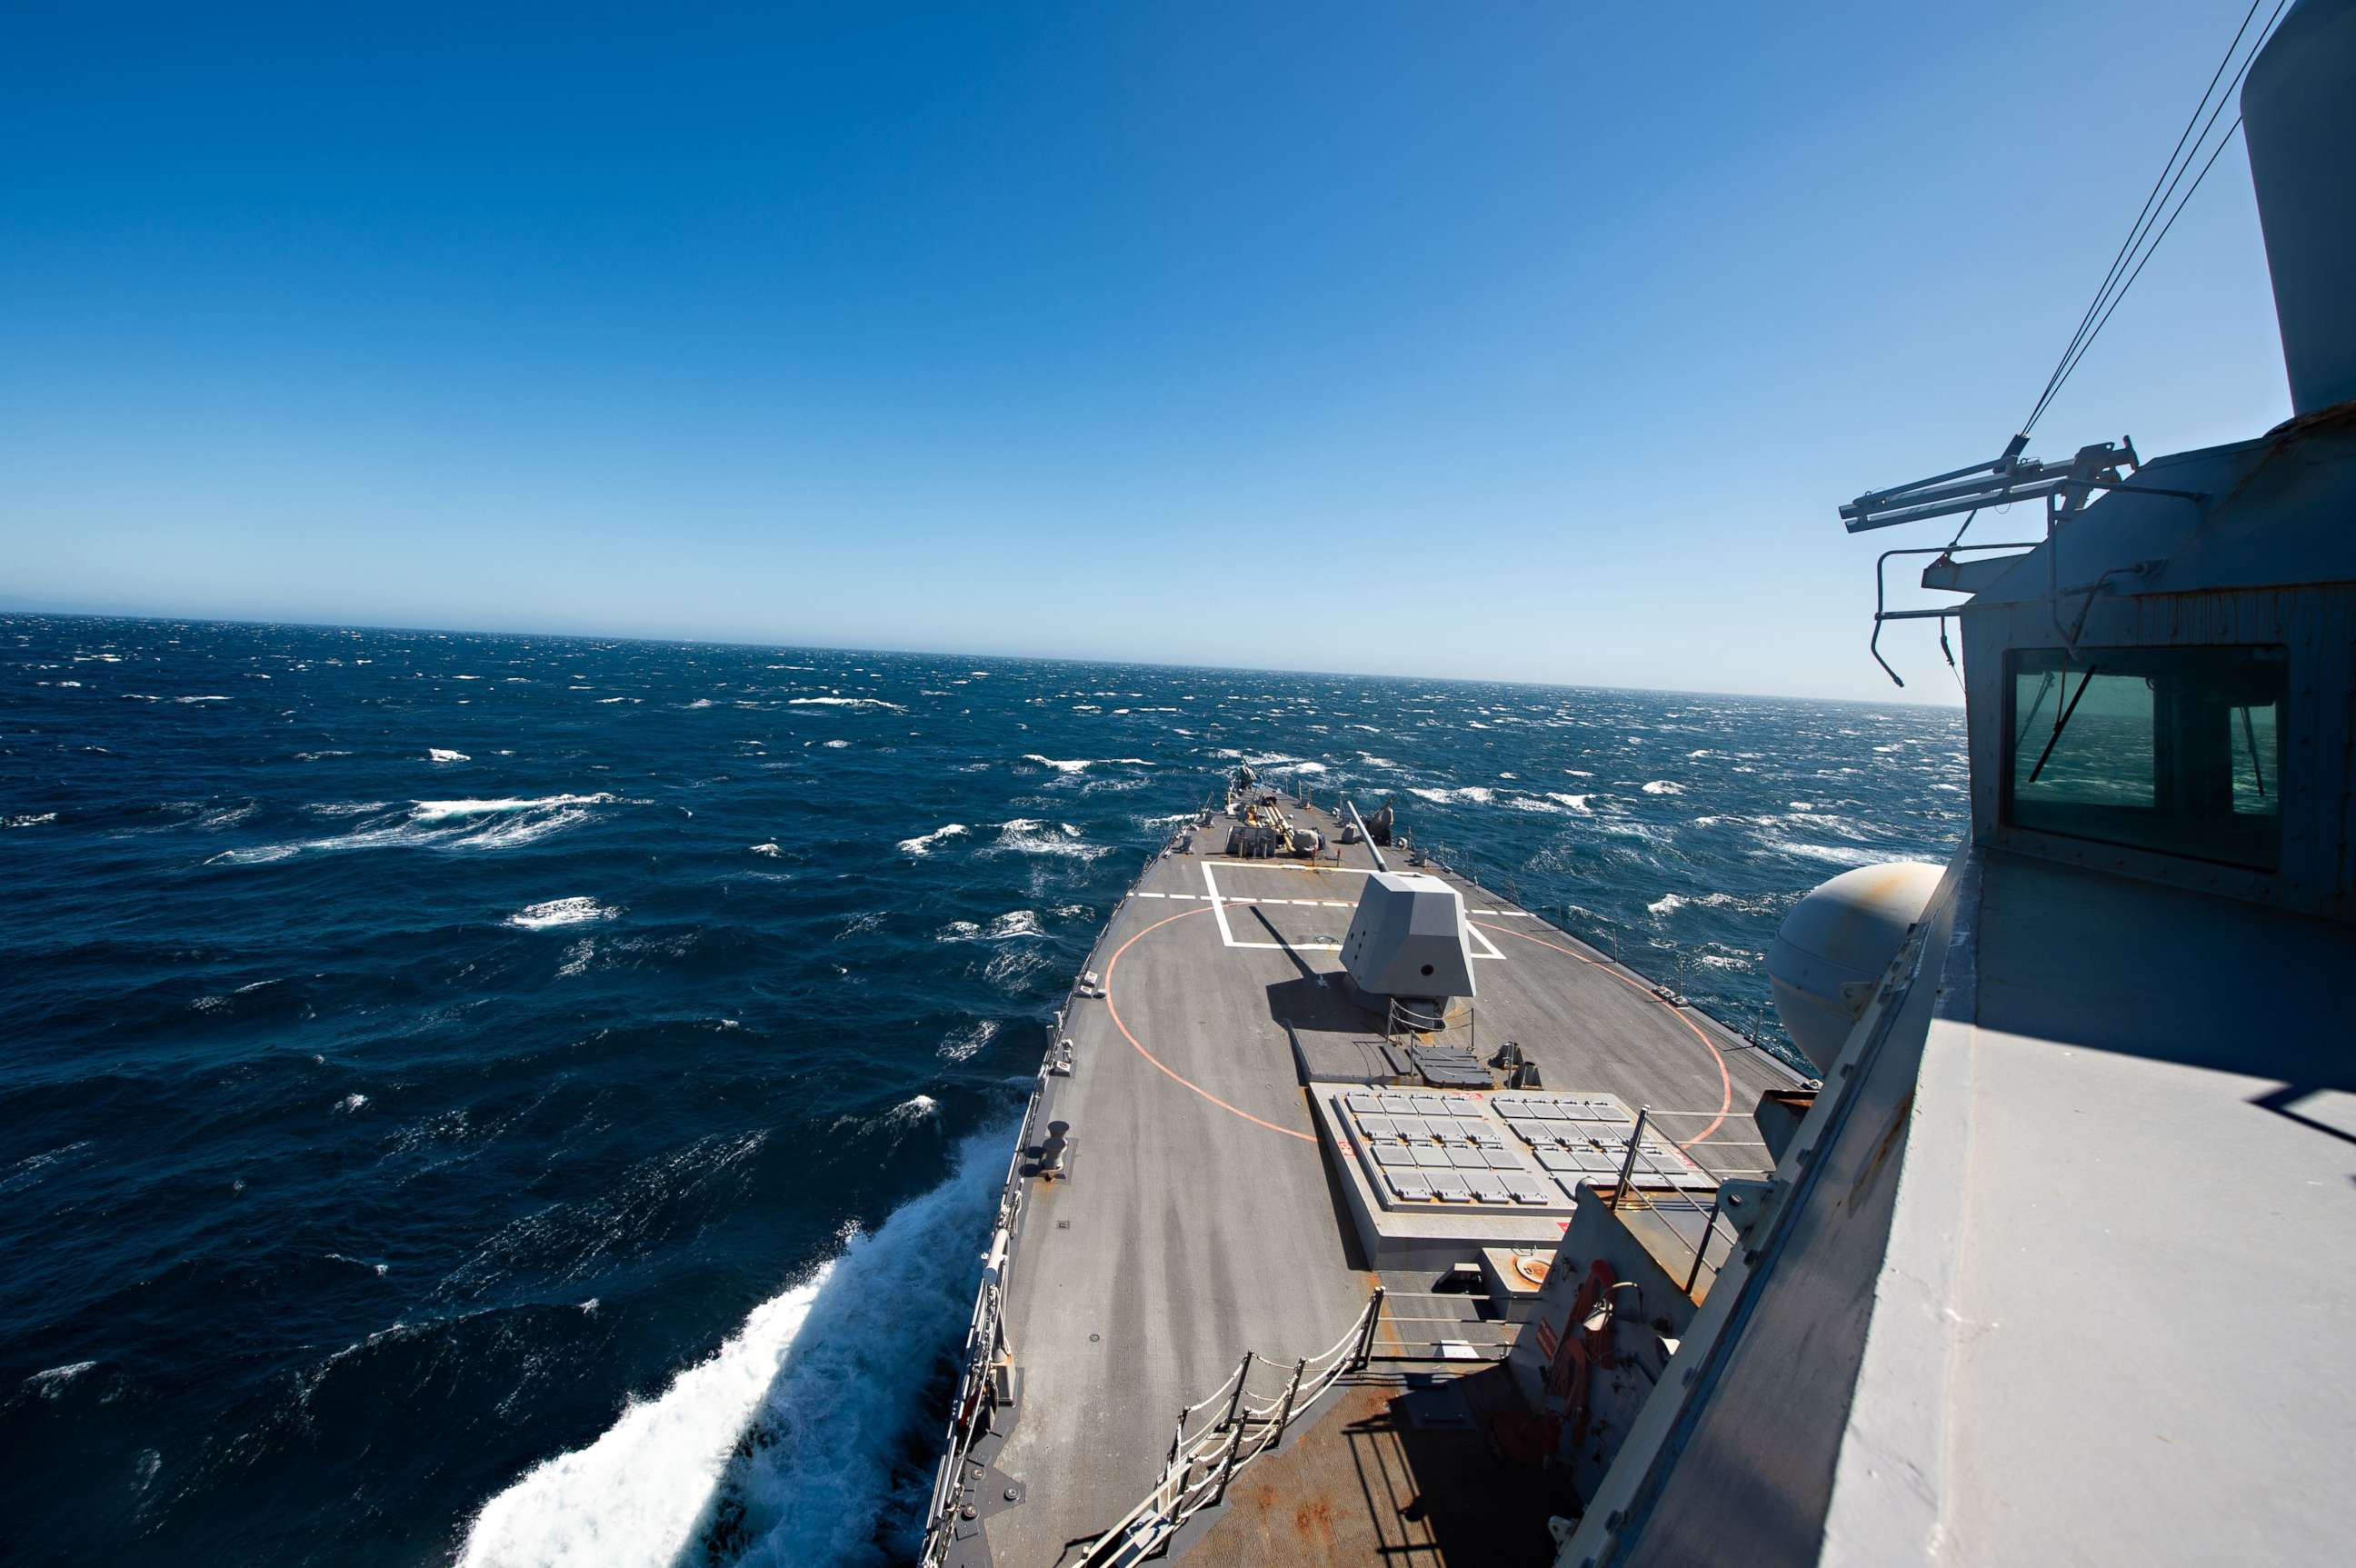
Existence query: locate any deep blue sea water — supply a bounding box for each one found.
[0,615,1965,1565]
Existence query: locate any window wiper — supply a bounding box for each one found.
[2027,664,2098,785]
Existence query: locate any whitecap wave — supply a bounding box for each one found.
[895,823,969,857]
[1641,780,1685,795]
[454,1127,1003,1568]
[1021,754,1152,774]
[24,1362,97,1399]
[983,818,1106,861]
[1756,838,1913,868]
[505,898,619,931]
[1407,785,1494,806]
[5,812,58,828]
[937,1019,1000,1061]
[429,748,471,763]
[211,794,615,864]
[788,696,906,712]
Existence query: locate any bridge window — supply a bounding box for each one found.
[2004,646,2285,870]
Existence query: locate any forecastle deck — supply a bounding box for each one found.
[923,789,1799,1566]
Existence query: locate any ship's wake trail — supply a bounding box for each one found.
[456,1127,1006,1568]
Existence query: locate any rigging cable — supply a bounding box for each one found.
[2019,0,2287,435]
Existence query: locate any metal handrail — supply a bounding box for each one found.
[1077,1289,1384,1567]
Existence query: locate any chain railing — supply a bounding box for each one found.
[1076,1289,1385,1567]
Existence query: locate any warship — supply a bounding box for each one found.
[919,3,2356,1562]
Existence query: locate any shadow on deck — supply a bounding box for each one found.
[1183,1366,1571,1567]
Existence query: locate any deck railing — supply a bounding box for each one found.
[917,822,1195,1568]
[1075,1289,1385,1567]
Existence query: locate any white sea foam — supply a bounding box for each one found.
[207,844,297,865]
[984,819,1106,861]
[750,842,783,857]
[414,794,615,822]
[937,1019,1000,1062]
[895,824,969,857]
[687,698,714,709]
[1022,754,1152,774]
[787,696,906,712]
[304,801,386,817]
[822,739,852,749]
[884,1094,939,1126]
[213,794,615,864]
[454,1127,1003,1568]
[429,748,471,763]
[335,1094,370,1114]
[1756,837,1912,868]
[1641,780,1685,795]
[5,812,58,828]
[1648,893,1686,916]
[505,898,619,931]
[1547,794,1595,814]
[25,1362,98,1398]
[1407,785,1494,806]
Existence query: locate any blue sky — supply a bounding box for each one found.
[1,1,2293,701]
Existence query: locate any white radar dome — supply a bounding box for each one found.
[1765,862,1944,1072]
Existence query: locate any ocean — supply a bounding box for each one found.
[0,614,1965,1564]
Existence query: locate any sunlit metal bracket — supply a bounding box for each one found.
[1842,433,2209,684]
[1841,434,2145,534]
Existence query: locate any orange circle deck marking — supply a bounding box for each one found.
[1470,920,1735,1149]
[1104,904,1319,1143]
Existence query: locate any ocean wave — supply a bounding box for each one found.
[983,818,1105,861]
[506,898,620,931]
[883,1094,938,1127]
[206,844,298,865]
[1753,837,1914,868]
[24,1362,98,1399]
[937,1019,1000,1061]
[895,823,968,857]
[981,944,1050,991]
[788,696,906,713]
[5,812,58,828]
[1021,754,1153,774]
[429,748,471,763]
[1641,780,1685,795]
[414,794,617,822]
[454,1128,1003,1568]
[936,910,1042,943]
[1407,785,1494,805]
[750,842,782,857]
[211,794,615,864]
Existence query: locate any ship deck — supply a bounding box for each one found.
[953,794,1799,1566]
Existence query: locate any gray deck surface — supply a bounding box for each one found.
[977,794,1795,1565]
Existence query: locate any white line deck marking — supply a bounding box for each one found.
[1203,860,1502,957]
